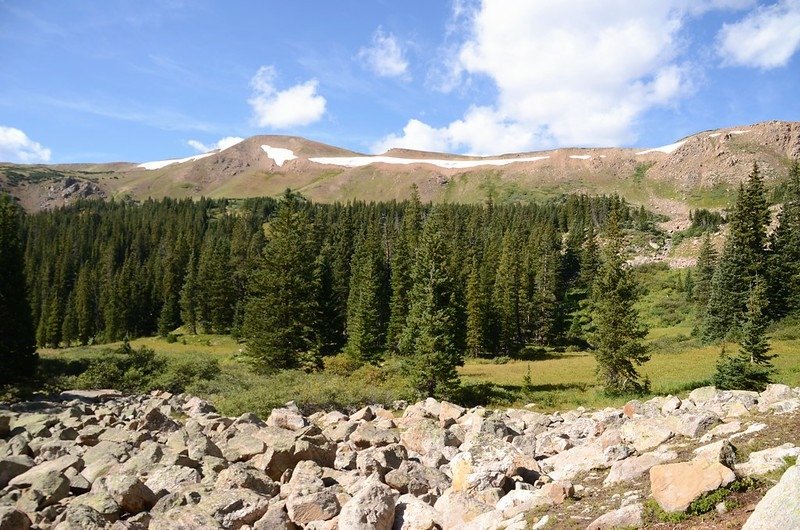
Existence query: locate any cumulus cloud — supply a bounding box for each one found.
[0,126,52,163]
[378,0,753,155]
[187,136,244,153]
[358,28,410,79]
[248,66,326,129]
[717,0,800,69]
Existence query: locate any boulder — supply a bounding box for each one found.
[286,489,340,525]
[604,450,677,485]
[587,503,643,530]
[0,508,31,530]
[350,423,400,448]
[60,389,123,403]
[9,454,83,487]
[220,432,266,462]
[0,455,35,488]
[143,465,201,497]
[53,504,109,530]
[356,444,408,478]
[15,470,70,512]
[93,475,157,514]
[392,494,442,530]
[664,411,719,438]
[0,415,11,438]
[140,407,180,433]
[742,465,800,530]
[649,460,736,512]
[433,490,493,528]
[194,488,271,529]
[338,475,398,530]
[692,439,737,469]
[735,443,800,477]
[620,418,673,452]
[215,462,278,496]
[399,419,456,457]
[758,384,795,409]
[73,492,123,522]
[267,404,307,431]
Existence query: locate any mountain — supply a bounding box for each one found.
[2,121,799,219]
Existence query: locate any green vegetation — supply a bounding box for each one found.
[0,194,38,385]
[9,156,800,408]
[589,211,650,394]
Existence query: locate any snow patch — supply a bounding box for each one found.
[708,133,722,138]
[138,152,215,170]
[569,155,591,160]
[308,155,550,169]
[635,140,686,155]
[261,145,298,167]
[730,129,750,134]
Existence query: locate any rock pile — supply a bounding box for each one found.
[1,384,799,529]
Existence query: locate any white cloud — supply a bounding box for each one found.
[0,126,51,163]
[358,28,410,79]
[187,136,244,153]
[717,0,800,69]
[379,0,753,155]
[248,66,326,129]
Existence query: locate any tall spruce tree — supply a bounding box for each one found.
[769,159,800,317]
[0,194,37,383]
[399,208,462,398]
[493,232,523,354]
[589,212,650,394]
[386,186,423,352]
[713,277,774,390]
[703,163,770,341]
[243,192,320,371]
[692,233,717,325]
[344,226,389,364]
[465,255,489,357]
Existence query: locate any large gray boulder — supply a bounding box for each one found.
[16,470,71,512]
[338,475,398,530]
[587,503,643,530]
[743,465,800,529]
[93,475,157,514]
[0,455,34,488]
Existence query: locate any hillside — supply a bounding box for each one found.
[1,121,799,223]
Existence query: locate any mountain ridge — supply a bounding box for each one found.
[1,120,799,214]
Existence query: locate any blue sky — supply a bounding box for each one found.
[1,0,799,163]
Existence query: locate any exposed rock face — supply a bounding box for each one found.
[743,465,800,530]
[0,384,798,528]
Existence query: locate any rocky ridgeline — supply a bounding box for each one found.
[1,385,799,530]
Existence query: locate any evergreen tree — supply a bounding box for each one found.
[179,252,199,334]
[465,255,488,357]
[386,187,423,351]
[399,208,462,398]
[703,164,770,341]
[344,226,389,364]
[589,212,650,394]
[243,192,320,371]
[769,159,800,317]
[713,277,774,390]
[74,267,96,344]
[0,194,38,383]
[692,233,717,329]
[493,232,523,355]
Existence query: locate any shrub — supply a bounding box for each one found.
[323,353,364,376]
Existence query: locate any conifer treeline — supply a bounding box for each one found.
[21,191,648,359]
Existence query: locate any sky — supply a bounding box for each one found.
[1,0,799,164]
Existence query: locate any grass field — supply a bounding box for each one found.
[32,316,800,417]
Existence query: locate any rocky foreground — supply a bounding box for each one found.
[1,385,799,530]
